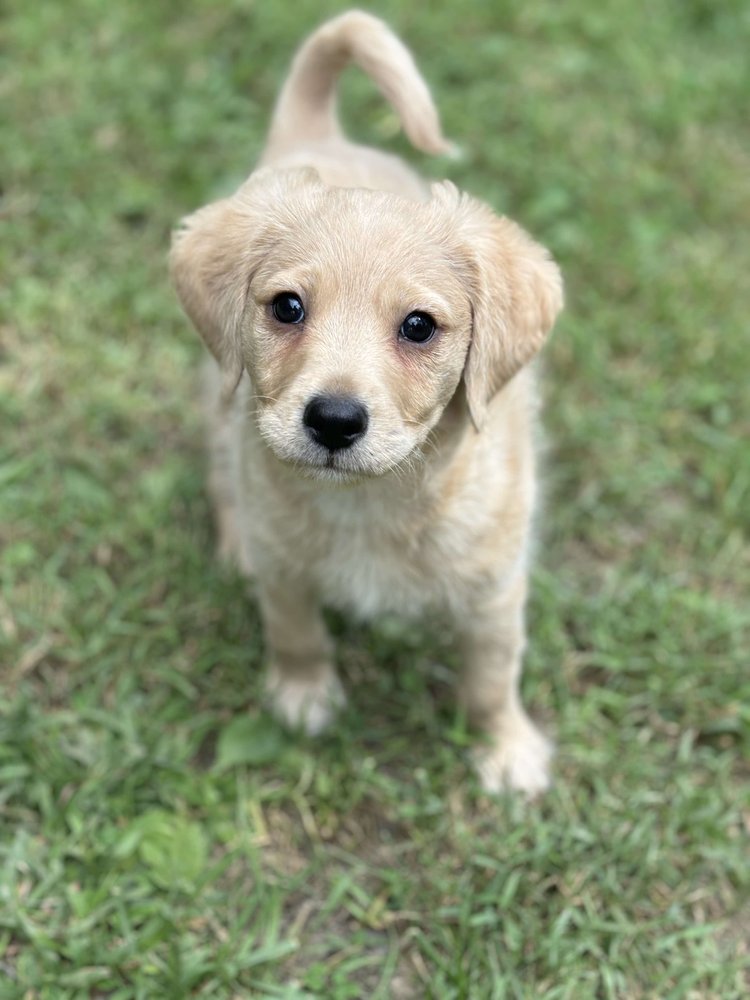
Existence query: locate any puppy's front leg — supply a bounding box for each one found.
[258,578,345,736]
[459,576,552,797]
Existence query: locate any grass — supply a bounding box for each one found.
[2,0,749,996]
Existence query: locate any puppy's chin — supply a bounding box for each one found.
[264,439,421,485]
[292,461,370,486]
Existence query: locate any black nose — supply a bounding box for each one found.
[303,395,369,451]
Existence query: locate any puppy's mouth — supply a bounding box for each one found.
[269,437,417,484]
[287,446,380,484]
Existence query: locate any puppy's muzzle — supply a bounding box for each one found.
[303,395,369,451]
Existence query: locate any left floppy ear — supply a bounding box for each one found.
[169,167,322,400]
[431,182,563,428]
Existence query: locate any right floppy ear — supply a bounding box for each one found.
[169,167,322,399]
[170,195,261,399]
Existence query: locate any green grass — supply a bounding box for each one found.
[2,0,749,996]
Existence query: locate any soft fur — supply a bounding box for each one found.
[170,10,563,795]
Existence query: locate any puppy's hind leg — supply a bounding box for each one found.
[202,358,253,576]
[458,575,552,798]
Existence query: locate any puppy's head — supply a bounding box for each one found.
[170,169,562,481]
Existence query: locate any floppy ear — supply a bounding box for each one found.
[169,167,322,400]
[432,183,563,428]
[170,197,252,398]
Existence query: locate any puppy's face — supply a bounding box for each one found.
[171,170,562,480]
[244,190,473,480]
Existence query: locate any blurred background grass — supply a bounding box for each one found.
[1,0,749,996]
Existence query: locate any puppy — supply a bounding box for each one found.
[170,11,563,795]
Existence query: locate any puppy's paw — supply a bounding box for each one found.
[265,667,346,737]
[473,716,552,798]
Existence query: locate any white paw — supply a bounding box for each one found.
[473,717,553,798]
[265,668,346,737]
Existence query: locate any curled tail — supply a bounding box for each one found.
[266,10,452,157]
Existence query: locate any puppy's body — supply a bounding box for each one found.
[173,12,563,794]
[216,363,533,619]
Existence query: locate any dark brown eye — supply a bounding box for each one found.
[272,292,305,324]
[399,311,436,344]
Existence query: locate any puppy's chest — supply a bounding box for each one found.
[303,491,452,618]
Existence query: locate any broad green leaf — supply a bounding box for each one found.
[214,714,287,771]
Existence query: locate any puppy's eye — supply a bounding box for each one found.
[272,292,305,324]
[399,311,436,344]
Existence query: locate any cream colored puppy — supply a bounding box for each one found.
[170,11,563,795]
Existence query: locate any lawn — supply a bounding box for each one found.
[1,0,749,996]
